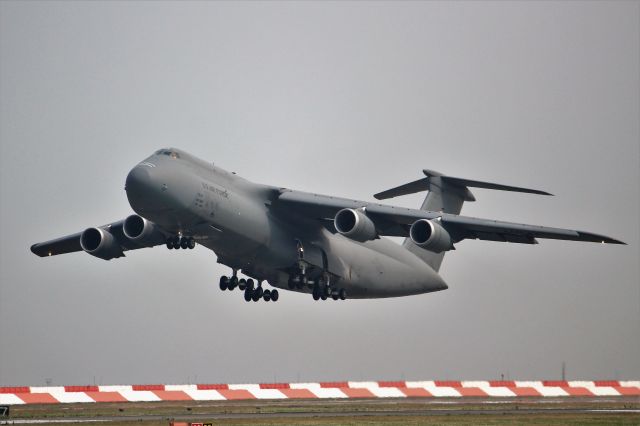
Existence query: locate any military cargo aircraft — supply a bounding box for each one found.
[31,148,624,302]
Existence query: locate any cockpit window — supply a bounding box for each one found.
[155,149,180,159]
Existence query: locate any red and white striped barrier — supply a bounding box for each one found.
[1,381,638,404]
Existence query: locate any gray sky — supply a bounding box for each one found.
[0,1,638,386]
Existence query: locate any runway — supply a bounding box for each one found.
[5,396,639,425]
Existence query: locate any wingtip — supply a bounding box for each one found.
[524,188,553,196]
[599,235,626,245]
[30,243,45,256]
[578,232,626,245]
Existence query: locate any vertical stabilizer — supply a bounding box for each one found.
[407,171,472,271]
[373,169,550,272]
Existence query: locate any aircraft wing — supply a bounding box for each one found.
[30,219,158,258]
[30,231,84,257]
[272,190,625,245]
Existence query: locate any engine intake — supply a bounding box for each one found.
[80,227,123,260]
[409,219,453,253]
[334,208,377,242]
[123,214,165,246]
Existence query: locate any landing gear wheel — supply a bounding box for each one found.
[332,292,339,301]
[252,291,261,302]
[229,276,238,287]
[172,239,181,249]
[339,289,347,300]
[271,289,279,302]
[312,286,320,301]
[254,286,263,298]
[180,239,189,249]
[188,238,196,249]
[238,278,246,291]
[166,240,174,249]
[320,294,327,301]
[219,276,229,291]
[244,288,253,302]
[263,289,271,302]
[246,279,255,291]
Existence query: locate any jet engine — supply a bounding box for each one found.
[409,219,453,253]
[123,214,165,246]
[80,227,124,260]
[334,208,377,242]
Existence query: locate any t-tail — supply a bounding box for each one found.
[374,169,552,272]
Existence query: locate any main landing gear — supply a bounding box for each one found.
[288,240,346,302]
[219,272,279,303]
[288,272,347,302]
[166,236,196,250]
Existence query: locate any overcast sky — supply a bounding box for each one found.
[1,1,638,386]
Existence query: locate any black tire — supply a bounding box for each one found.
[238,278,246,291]
[229,276,238,291]
[180,239,189,249]
[246,279,255,291]
[244,288,253,302]
[263,289,271,302]
[339,289,347,300]
[254,286,263,298]
[173,239,181,249]
[332,293,339,301]
[252,292,260,302]
[312,285,320,301]
[166,241,173,249]
[320,294,327,301]
[271,289,279,302]
[188,239,196,249]
[219,276,228,291]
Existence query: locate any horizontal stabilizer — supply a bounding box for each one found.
[373,177,431,200]
[374,169,552,200]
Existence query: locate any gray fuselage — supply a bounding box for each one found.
[125,149,447,298]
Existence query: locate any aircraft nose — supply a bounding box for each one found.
[125,165,164,213]
[125,166,151,194]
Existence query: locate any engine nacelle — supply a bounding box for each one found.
[123,214,165,246]
[334,208,377,242]
[79,227,123,260]
[409,219,453,253]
